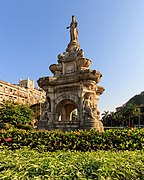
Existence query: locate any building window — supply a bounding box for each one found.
[5,87,8,92]
[5,95,9,100]
[9,96,13,100]
[14,97,17,102]
[10,88,13,94]
[0,85,3,90]
[0,94,3,100]
[13,90,17,95]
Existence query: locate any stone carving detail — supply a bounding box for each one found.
[65,63,75,74]
[83,98,93,119]
[41,96,51,120]
[83,97,100,121]
[83,91,101,122]
[84,83,96,91]
[58,47,84,61]
[49,63,62,76]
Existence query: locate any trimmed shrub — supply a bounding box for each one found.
[0,128,144,151]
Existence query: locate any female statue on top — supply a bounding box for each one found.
[67,15,78,42]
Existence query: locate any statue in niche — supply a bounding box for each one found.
[67,15,78,42]
[83,97,99,121]
[83,98,93,120]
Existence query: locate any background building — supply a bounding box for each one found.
[0,78,45,105]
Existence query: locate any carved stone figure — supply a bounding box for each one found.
[67,15,78,42]
[83,98,93,119]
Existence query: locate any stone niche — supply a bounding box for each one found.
[37,16,105,132]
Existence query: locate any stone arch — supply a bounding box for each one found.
[56,99,79,122]
[55,93,79,106]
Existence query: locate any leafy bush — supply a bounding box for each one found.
[0,128,143,151]
[0,101,33,126]
[0,148,143,179]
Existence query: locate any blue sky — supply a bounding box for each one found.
[0,0,144,113]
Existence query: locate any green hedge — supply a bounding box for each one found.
[0,148,144,179]
[0,128,144,151]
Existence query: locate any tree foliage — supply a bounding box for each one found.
[0,101,33,126]
[102,104,144,127]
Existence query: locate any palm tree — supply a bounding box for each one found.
[101,111,110,126]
